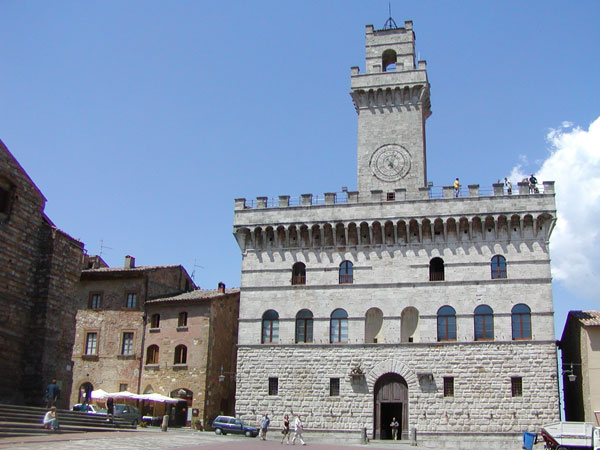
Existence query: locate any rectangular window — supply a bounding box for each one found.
[85,332,97,355]
[178,312,188,327]
[0,186,10,213]
[268,377,278,396]
[386,192,395,201]
[119,383,128,392]
[89,293,102,309]
[125,293,137,308]
[121,332,134,355]
[330,319,348,343]
[511,377,523,397]
[330,378,340,396]
[443,377,454,397]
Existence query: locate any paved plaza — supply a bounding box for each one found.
[0,428,527,450]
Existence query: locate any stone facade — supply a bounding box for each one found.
[232,21,560,447]
[0,139,84,407]
[140,286,240,427]
[560,311,600,423]
[70,257,195,407]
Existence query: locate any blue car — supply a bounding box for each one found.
[212,415,258,437]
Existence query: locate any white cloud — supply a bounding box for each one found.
[534,117,600,301]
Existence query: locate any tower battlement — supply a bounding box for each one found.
[234,181,555,211]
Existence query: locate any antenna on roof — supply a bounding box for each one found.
[383,2,398,30]
[99,239,113,257]
[191,258,205,283]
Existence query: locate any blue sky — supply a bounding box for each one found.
[1,1,599,339]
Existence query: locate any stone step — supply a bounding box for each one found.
[0,402,136,437]
[0,410,130,427]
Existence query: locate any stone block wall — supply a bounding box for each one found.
[206,292,240,422]
[0,141,84,407]
[235,341,559,436]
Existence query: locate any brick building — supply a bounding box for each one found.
[232,21,559,448]
[141,284,240,427]
[70,256,195,407]
[560,311,600,424]
[0,139,84,407]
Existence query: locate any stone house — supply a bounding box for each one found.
[232,21,559,448]
[140,284,240,427]
[560,311,600,424]
[70,256,194,407]
[0,139,84,407]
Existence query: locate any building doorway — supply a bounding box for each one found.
[170,388,193,427]
[374,373,408,439]
[78,382,93,404]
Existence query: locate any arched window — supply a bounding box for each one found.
[146,345,159,364]
[174,345,187,364]
[430,257,445,281]
[401,307,419,343]
[150,313,160,328]
[511,304,532,340]
[339,261,353,284]
[474,305,494,341]
[382,49,397,72]
[330,309,348,343]
[295,309,313,343]
[437,306,456,341]
[178,312,188,327]
[365,307,383,343]
[491,255,507,279]
[262,310,279,343]
[292,262,306,285]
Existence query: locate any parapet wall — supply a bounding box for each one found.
[235,181,555,212]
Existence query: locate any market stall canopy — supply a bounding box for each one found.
[109,391,142,399]
[91,390,180,403]
[141,393,179,403]
[90,389,109,399]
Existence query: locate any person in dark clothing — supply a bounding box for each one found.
[44,379,60,409]
[106,397,115,422]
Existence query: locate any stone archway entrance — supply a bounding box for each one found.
[170,388,193,427]
[373,373,408,440]
[78,382,93,404]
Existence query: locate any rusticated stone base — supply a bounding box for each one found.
[235,341,559,439]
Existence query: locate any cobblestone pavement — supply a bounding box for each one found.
[0,429,420,450]
[0,429,526,450]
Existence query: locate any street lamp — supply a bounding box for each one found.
[218,365,235,383]
[562,363,578,383]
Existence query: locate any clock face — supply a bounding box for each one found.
[370,144,411,182]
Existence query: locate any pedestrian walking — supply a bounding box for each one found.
[281,413,291,444]
[106,397,114,422]
[291,414,306,445]
[44,379,60,408]
[259,413,270,440]
[390,417,399,440]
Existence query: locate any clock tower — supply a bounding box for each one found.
[351,21,431,198]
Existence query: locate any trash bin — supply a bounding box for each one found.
[522,431,537,450]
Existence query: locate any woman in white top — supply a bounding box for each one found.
[43,406,59,430]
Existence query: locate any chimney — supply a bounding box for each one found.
[124,255,135,269]
[218,282,226,293]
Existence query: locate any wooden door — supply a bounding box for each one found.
[374,374,408,439]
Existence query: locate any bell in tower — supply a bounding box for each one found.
[351,20,431,199]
